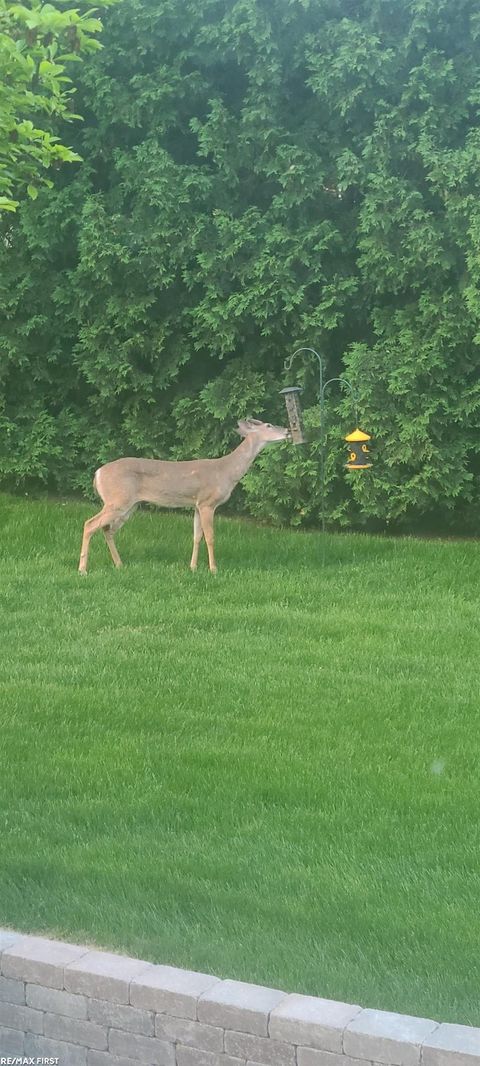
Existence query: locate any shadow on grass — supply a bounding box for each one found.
[0,495,465,578]
[122,518,402,576]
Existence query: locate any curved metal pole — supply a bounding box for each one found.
[284,349,326,530]
[323,377,359,426]
[284,346,323,371]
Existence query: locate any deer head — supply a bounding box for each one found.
[236,418,290,443]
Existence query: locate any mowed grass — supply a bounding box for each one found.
[0,493,479,1025]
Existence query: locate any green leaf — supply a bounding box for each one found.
[0,196,19,211]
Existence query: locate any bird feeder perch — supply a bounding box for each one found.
[279,386,307,445]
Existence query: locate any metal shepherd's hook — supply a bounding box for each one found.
[282,347,359,539]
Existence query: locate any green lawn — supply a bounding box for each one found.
[0,493,478,1024]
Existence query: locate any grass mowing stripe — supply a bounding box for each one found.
[0,493,478,1023]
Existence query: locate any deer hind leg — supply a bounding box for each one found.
[79,507,128,574]
[103,528,123,569]
[190,508,204,571]
[198,505,217,574]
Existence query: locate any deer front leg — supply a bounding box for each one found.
[190,508,204,571]
[198,505,217,573]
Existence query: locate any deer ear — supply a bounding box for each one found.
[236,420,252,437]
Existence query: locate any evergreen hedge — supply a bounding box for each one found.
[2,0,480,530]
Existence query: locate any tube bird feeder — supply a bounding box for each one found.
[279,386,306,445]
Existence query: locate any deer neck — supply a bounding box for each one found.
[223,435,267,483]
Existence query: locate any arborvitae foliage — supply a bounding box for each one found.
[1,0,480,530]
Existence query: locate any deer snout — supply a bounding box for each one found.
[267,426,290,442]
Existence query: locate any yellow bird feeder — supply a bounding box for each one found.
[345,428,372,470]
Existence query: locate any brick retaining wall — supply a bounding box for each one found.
[0,929,478,1066]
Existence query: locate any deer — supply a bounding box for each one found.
[78,418,290,575]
